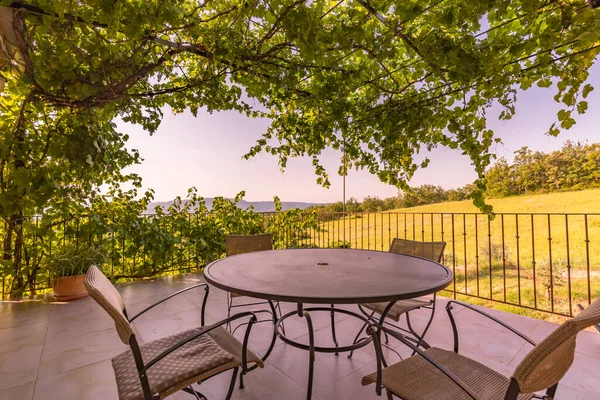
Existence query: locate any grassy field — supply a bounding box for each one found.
[306,189,600,321]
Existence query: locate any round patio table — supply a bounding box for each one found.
[204,248,452,399]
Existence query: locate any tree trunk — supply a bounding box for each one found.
[5,213,25,298]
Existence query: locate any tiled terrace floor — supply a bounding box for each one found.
[1,273,599,400]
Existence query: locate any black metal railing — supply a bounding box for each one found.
[1,211,598,318]
[297,212,600,317]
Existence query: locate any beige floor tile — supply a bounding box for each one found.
[575,329,600,360]
[316,361,381,400]
[0,381,35,400]
[451,302,543,337]
[33,360,118,400]
[125,294,199,322]
[38,328,127,379]
[2,278,599,400]
[132,308,206,342]
[0,302,53,330]
[555,383,600,400]
[0,321,47,354]
[0,345,43,391]
[560,352,600,395]
[45,301,114,343]
[171,363,318,400]
[267,331,374,394]
[118,281,175,306]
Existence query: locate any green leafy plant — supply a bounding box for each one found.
[1,1,599,296]
[330,240,351,249]
[45,244,106,279]
[267,196,322,249]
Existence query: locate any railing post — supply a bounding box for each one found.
[547,214,554,313]
[565,215,572,316]
[515,215,521,306]
[475,214,480,297]
[531,214,537,310]
[584,214,591,305]
[501,214,506,302]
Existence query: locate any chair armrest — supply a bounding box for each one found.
[142,311,258,374]
[366,322,482,400]
[577,304,600,333]
[445,301,536,353]
[128,283,209,325]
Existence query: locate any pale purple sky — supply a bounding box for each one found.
[119,64,599,203]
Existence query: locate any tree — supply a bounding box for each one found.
[485,141,600,198]
[1,1,599,295]
[400,184,448,208]
[361,196,385,212]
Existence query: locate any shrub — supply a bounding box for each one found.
[330,240,351,249]
[480,242,512,265]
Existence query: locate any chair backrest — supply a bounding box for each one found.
[84,265,134,344]
[512,297,600,394]
[388,238,446,263]
[225,234,272,257]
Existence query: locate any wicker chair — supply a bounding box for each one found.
[362,298,600,400]
[84,265,263,400]
[577,303,600,333]
[351,238,446,355]
[225,233,285,332]
[225,234,284,332]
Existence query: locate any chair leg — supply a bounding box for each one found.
[226,292,233,332]
[405,299,436,354]
[348,320,368,359]
[182,386,208,400]
[386,389,394,400]
[276,301,286,336]
[330,304,339,355]
[227,368,239,400]
[348,308,377,359]
[545,383,558,399]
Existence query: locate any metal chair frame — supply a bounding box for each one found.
[225,234,285,335]
[577,303,600,333]
[366,300,563,400]
[97,280,258,400]
[350,238,446,357]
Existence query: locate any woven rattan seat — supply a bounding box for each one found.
[224,235,272,303]
[388,238,446,262]
[85,265,263,400]
[362,299,432,322]
[362,347,533,400]
[353,238,446,353]
[224,234,284,327]
[225,234,272,257]
[360,238,445,321]
[363,298,600,399]
[113,326,263,400]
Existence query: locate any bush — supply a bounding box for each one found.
[480,242,512,265]
[536,258,566,301]
[330,240,351,249]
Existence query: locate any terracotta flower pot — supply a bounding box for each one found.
[53,274,89,301]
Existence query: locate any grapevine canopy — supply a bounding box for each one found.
[1,0,599,213]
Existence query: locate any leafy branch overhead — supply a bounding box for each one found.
[1,0,599,218]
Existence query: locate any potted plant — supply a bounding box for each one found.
[47,243,106,301]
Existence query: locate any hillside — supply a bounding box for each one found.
[308,189,600,319]
[388,188,600,214]
[146,198,323,213]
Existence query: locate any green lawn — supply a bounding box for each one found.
[306,189,600,321]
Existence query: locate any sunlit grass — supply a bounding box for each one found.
[304,189,600,321]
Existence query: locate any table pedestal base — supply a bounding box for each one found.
[274,304,375,400]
